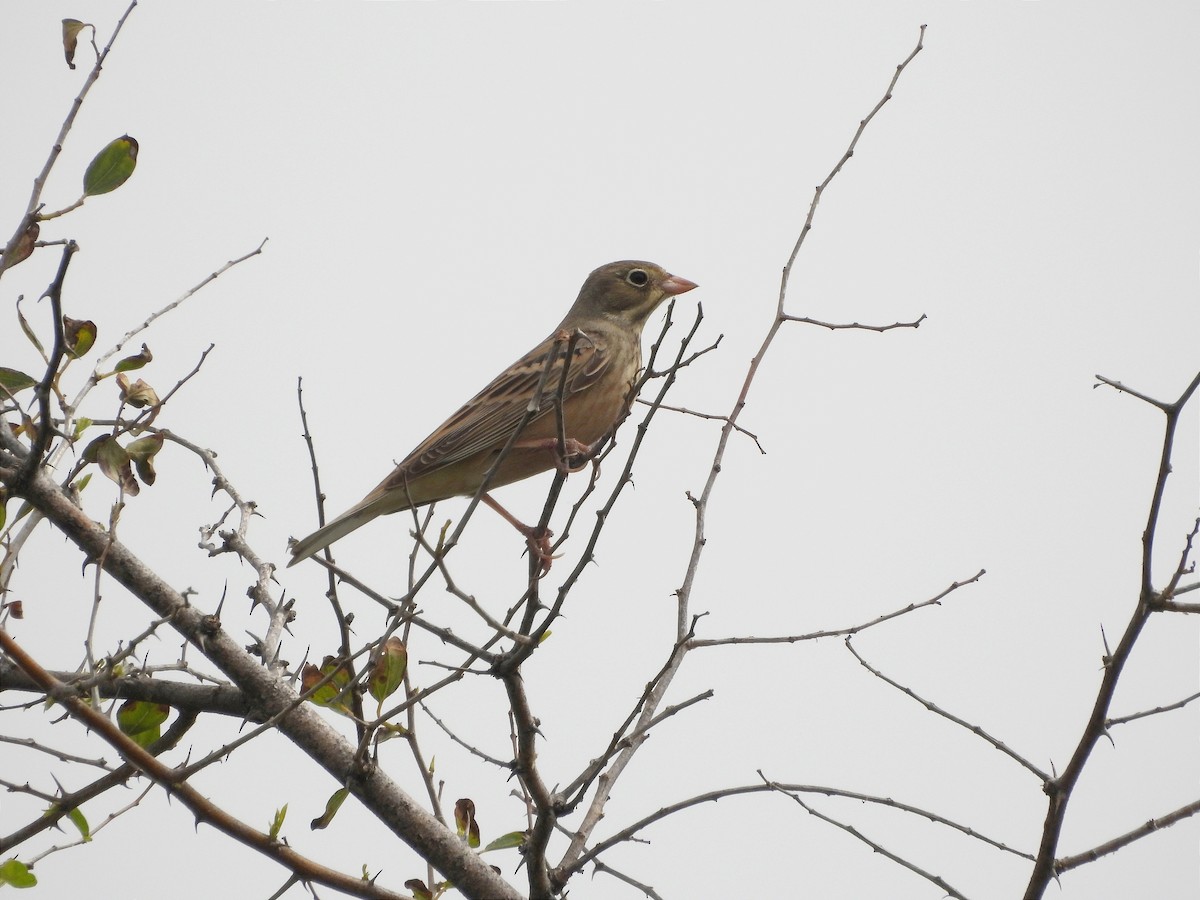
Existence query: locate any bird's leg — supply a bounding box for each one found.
[512,436,601,473]
[481,493,556,574]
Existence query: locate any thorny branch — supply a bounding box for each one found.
[845,638,1050,782]
[551,25,928,890]
[0,630,412,899]
[760,772,971,900]
[12,12,1195,899]
[1022,368,1200,899]
[0,710,198,853]
[17,242,78,486]
[0,2,139,279]
[689,570,985,649]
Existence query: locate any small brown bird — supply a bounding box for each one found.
[288,261,697,567]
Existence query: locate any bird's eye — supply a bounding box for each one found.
[626,269,649,287]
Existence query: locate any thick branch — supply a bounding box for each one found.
[0,442,520,900]
[0,631,412,900]
[0,710,197,854]
[1023,369,1200,899]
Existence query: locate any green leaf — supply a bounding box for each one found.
[63,316,97,358]
[61,19,87,69]
[126,433,164,487]
[0,858,38,888]
[6,498,34,529]
[3,221,39,269]
[0,368,37,397]
[83,136,138,197]
[377,721,409,740]
[454,798,480,849]
[268,804,287,840]
[482,831,526,853]
[310,787,349,830]
[16,298,45,355]
[72,417,93,440]
[368,637,407,704]
[116,699,168,747]
[300,657,353,715]
[116,373,159,409]
[83,434,139,495]
[114,343,153,372]
[66,807,91,841]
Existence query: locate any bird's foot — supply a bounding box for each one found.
[521,525,559,575]
[481,493,559,574]
[514,436,596,473]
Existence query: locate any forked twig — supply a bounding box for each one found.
[551,26,929,889]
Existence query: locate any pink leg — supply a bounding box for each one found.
[512,436,599,473]
[481,494,556,574]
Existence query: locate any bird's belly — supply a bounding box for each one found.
[378,359,639,511]
[527,378,634,446]
[456,377,636,495]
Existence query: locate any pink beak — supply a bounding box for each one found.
[661,273,698,296]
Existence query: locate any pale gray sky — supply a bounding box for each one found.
[2,2,1198,898]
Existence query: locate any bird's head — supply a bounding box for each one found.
[570,260,698,329]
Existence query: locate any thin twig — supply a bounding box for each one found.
[0,2,139,278]
[1106,689,1200,728]
[691,570,984,648]
[0,630,411,899]
[634,398,766,453]
[17,243,78,486]
[558,776,1022,887]
[759,771,972,900]
[1023,368,1200,899]
[845,637,1049,782]
[551,27,928,888]
[1053,797,1200,873]
[782,313,927,331]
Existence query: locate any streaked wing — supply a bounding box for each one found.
[398,329,610,480]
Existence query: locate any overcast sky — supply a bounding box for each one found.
[2,2,1198,899]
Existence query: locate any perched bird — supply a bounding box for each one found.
[288,260,697,567]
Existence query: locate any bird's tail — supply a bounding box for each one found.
[287,499,385,567]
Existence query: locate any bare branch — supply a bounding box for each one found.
[1106,689,1200,728]
[420,700,512,771]
[552,27,929,890]
[0,450,521,899]
[559,775,1023,888]
[634,397,766,453]
[0,633,417,898]
[782,312,928,331]
[558,629,702,812]
[760,771,973,900]
[1053,797,1200,874]
[0,711,196,854]
[87,241,269,379]
[1023,368,1200,899]
[0,734,111,769]
[16,243,78,487]
[691,570,984,648]
[589,858,664,900]
[0,2,139,278]
[845,638,1050,782]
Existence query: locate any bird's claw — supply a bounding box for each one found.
[556,438,594,474]
[521,526,559,575]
